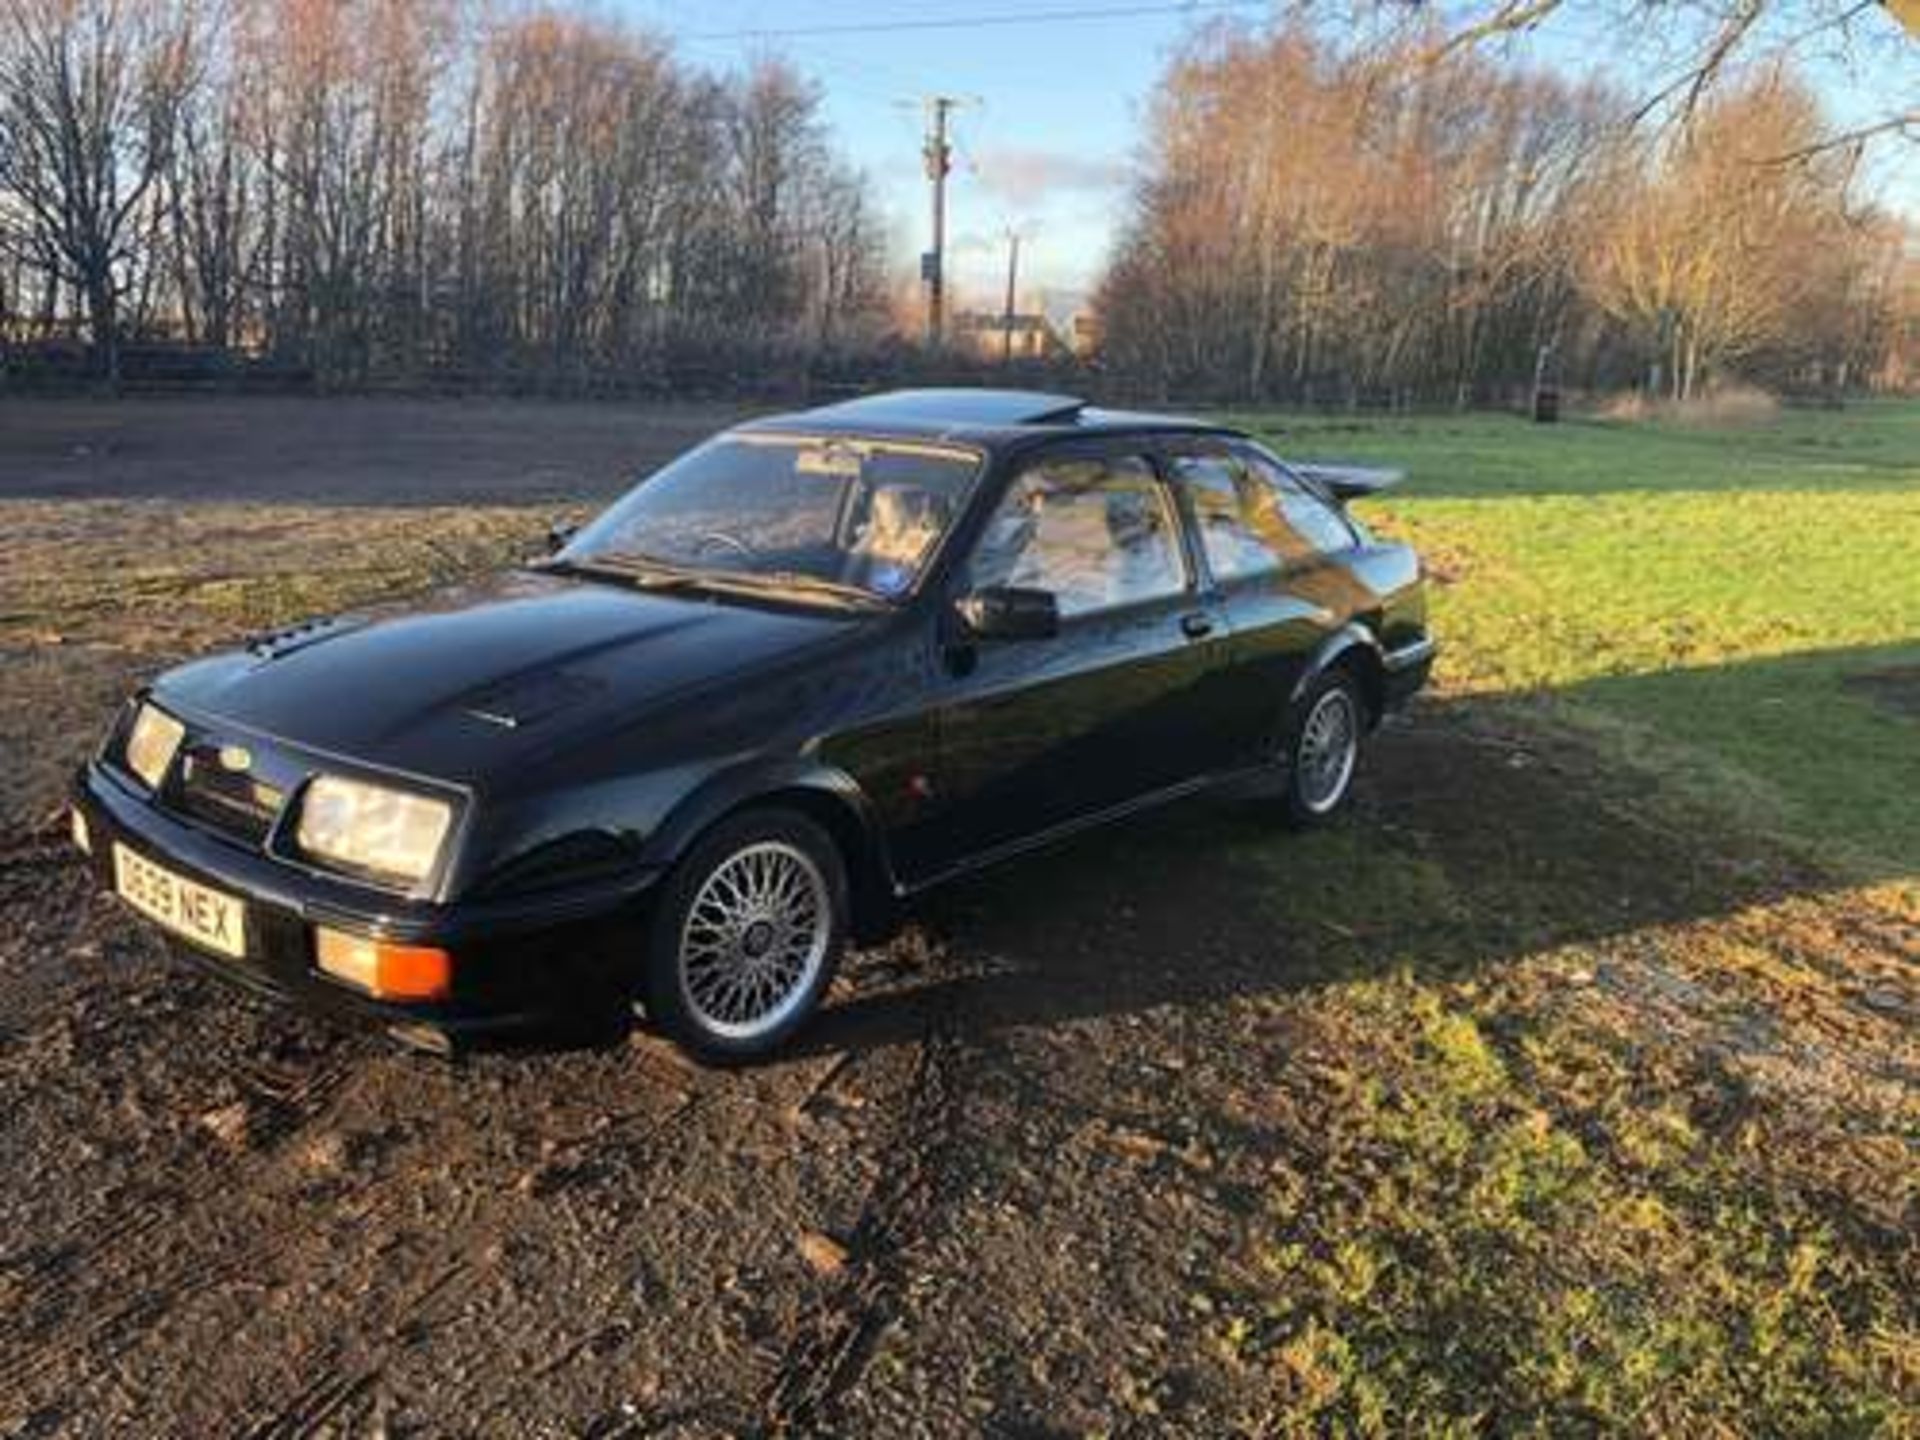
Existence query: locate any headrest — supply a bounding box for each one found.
[870,486,943,536]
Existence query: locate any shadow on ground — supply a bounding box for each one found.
[797,700,1850,1058]
[1540,640,1920,886]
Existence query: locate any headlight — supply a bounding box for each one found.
[124,703,186,790]
[295,775,452,885]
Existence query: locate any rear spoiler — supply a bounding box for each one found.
[1291,462,1405,503]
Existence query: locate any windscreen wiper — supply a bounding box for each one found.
[697,569,888,610]
[540,553,715,593]
[543,554,883,609]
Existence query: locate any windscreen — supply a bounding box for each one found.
[564,435,983,602]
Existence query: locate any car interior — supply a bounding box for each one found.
[967,457,1184,616]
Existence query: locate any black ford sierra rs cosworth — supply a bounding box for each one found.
[71,389,1433,1059]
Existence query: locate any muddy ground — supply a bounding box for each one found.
[0,399,1913,1436]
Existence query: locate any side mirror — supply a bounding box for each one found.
[954,586,1059,641]
[545,519,580,556]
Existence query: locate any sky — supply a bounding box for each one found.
[620,1,1920,317]
[624,0,1263,315]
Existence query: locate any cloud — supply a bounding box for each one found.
[970,146,1130,209]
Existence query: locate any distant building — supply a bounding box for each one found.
[1067,311,1102,360]
[951,311,1064,362]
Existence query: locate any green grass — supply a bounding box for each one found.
[1223,976,1913,1435]
[1236,401,1920,881]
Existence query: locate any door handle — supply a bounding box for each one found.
[1180,612,1215,640]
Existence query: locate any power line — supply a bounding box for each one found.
[685,0,1270,44]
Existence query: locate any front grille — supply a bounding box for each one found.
[170,745,286,845]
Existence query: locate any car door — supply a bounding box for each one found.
[1163,441,1366,765]
[902,443,1231,878]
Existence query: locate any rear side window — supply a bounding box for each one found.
[1239,449,1357,558]
[1170,453,1291,580]
[966,454,1185,617]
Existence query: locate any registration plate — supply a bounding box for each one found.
[113,844,247,959]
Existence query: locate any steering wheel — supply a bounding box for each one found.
[695,530,757,560]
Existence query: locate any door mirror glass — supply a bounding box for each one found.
[955,586,1060,641]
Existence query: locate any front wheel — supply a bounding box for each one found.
[1279,670,1365,828]
[641,808,847,1061]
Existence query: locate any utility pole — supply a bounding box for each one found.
[1000,227,1021,366]
[919,95,967,348]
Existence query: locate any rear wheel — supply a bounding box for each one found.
[641,808,847,1061]
[1279,670,1364,828]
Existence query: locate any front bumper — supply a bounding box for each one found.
[72,764,660,1050]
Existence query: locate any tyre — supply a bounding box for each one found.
[1279,669,1365,829]
[641,807,848,1061]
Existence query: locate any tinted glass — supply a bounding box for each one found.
[566,435,981,600]
[1239,449,1356,557]
[967,454,1185,617]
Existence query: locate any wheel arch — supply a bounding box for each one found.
[1290,624,1387,727]
[646,760,900,946]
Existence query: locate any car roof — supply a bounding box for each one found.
[734,388,1242,450]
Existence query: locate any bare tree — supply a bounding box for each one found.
[1096,22,1907,404]
[1415,0,1918,155]
[0,0,200,380]
[1586,70,1867,398]
[4,0,1895,400]
[0,0,887,390]
[1098,23,1620,404]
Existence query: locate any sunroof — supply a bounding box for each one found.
[807,389,1086,427]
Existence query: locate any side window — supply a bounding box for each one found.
[1170,452,1290,580]
[966,454,1185,618]
[1238,450,1357,558]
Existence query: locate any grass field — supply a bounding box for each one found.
[1240,402,1920,882]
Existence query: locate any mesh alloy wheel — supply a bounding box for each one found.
[643,808,848,1060]
[677,840,831,1042]
[1295,686,1359,815]
[1280,670,1366,828]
